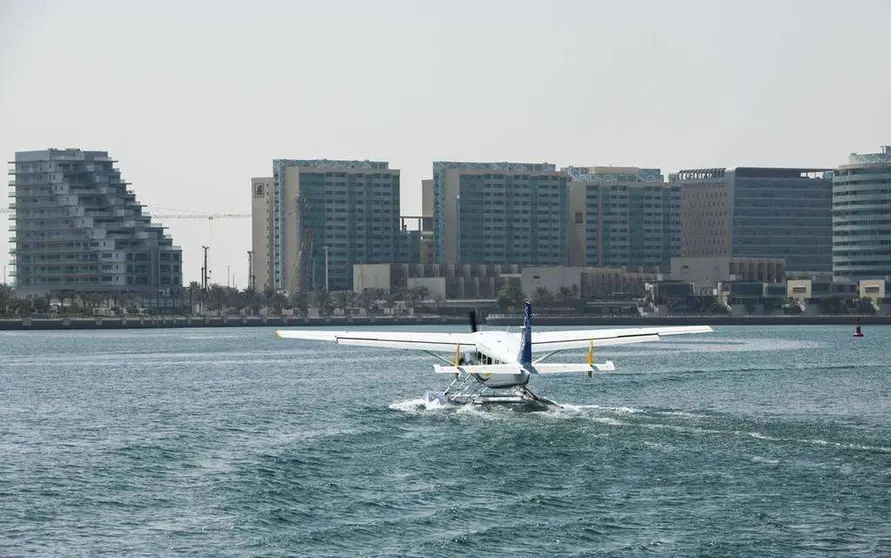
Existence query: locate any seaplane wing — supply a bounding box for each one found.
[273,329,478,352]
[275,302,714,410]
[531,325,713,351]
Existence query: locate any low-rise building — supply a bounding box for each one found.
[671,256,785,284]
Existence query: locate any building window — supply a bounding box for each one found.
[575,212,584,224]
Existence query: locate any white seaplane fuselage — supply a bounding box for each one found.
[457,331,530,389]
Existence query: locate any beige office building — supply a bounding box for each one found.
[251,159,402,295]
[564,166,678,270]
[420,179,435,264]
[250,177,274,291]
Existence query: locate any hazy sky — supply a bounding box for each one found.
[1,0,889,287]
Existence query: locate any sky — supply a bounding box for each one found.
[1,0,890,287]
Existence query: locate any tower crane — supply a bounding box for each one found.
[154,213,250,220]
[0,207,250,220]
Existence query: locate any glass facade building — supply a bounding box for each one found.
[264,160,404,293]
[730,168,832,272]
[672,167,832,272]
[432,162,568,265]
[565,166,679,269]
[9,149,182,295]
[832,146,891,280]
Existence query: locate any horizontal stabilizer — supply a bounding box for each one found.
[433,364,524,375]
[532,363,594,374]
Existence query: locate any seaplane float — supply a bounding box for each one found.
[274,301,713,411]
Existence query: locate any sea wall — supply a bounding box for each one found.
[0,315,467,331]
[0,313,883,331]
[485,314,890,327]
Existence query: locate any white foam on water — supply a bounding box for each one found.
[747,431,778,441]
[558,403,646,414]
[387,396,891,455]
[655,410,709,419]
[388,397,447,414]
[589,416,631,427]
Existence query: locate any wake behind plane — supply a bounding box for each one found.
[275,301,713,411]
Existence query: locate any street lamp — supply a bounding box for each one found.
[324,245,330,292]
[455,195,461,262]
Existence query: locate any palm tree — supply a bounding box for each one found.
[496,279,524,312]
[207,285,226,315]
[532,287,553,308]
[557,286,574,305]
[269,291,287,315]
[290,291,310,317]
[355,288,382,316]
[412,285,430,302]
[313,289,332,316]
[331,290,356,316]
[0,284,14,316]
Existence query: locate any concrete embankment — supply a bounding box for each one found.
[485,314,891,327]
[0,315,468,331]
[0,313,884,331]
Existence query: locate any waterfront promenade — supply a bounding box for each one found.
[0,313,884,330]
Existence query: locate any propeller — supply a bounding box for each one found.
[468,310,479,333]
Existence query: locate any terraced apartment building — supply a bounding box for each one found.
[9,148,182,296]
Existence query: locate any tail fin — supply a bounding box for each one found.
[519,300,532,366]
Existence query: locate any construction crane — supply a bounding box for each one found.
[154,213,250,220]
[0,207,249,220]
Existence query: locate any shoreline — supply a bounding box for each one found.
[0,313,882,330]
[485,314,883,326]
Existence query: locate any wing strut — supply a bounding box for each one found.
[425,350,458,366]
[532,350,562,364]
[586,341,594,377]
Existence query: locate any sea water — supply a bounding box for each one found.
[0,325,888,556]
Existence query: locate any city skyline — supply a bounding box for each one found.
[2,0,890,285]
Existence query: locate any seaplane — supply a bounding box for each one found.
[274,301,713,411]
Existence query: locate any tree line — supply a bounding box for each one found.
[0,282,439,318]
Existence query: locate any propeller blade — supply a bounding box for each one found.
[468,310,478,332]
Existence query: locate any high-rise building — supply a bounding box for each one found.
[670,167,832,272]
[9,148,182,295]
[832,145,891,280]
[564,166,679,270]
[419,179,434,264]
[252,159,402,294]
[250,176,273,291]
[432,161,569,265]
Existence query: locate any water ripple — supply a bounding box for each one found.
[1,325,890,556]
